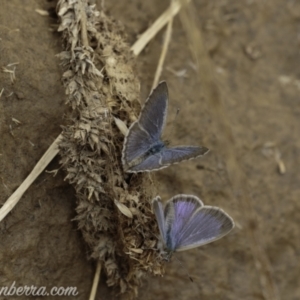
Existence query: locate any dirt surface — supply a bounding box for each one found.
[0,0,299,299]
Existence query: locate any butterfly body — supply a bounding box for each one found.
[145,141,165,156]
[152,195,234,259]
[122,82,209,173]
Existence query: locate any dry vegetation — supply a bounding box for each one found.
[0,0,299,299]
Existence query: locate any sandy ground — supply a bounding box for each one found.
[0,0,300,299]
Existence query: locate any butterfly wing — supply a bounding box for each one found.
[160,146,209,166]
[128,145,209,172]
[164,195,204,251]
[173,205,234,252]
[152,196,167,243]
[137,81,168,141]
[127,154,163,172]
[122,82,168,168]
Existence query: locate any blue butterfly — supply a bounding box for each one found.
[152,194,234,260]
[122,82,209,173]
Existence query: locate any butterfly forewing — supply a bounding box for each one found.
[137,82,168,140]
[165,195,204,251]
[174,206,234,252]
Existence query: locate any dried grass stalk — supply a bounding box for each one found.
[57,0,164,297]
[152,2,174,90]
[0,134,63,221]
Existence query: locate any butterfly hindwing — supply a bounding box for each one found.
[128,146,210,172]
[173,205,234,252]
[152,196,167,243]
[128,154,163,172]
[160,146,209,166]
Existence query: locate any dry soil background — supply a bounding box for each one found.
[0,0,300,300]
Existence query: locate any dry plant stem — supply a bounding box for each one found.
[0,0,179,223]
[131,0,190,56]
[152,1,174,90]
[89,261,102,300]
[79,1,89,47]
[179,2,280,300]
[0,134,63,221]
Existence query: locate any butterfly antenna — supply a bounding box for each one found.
[173,255,194,283]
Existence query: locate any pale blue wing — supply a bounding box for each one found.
[128,153,163,172]
[122,121,155,164]
[127,146,209,172]
[173,206,234,252]
[122,82,168,166]
[164,195,204,251]
[137,81,168,141]
[152,196,167,243]
[160,146,209,166]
